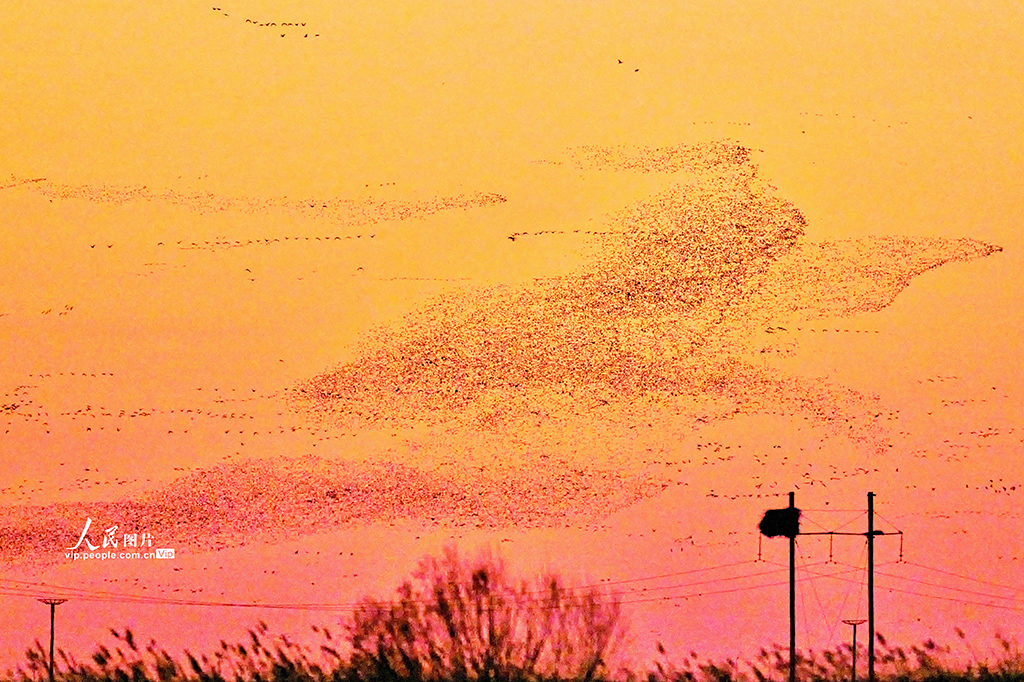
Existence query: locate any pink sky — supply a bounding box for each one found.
[2,0,1023,675]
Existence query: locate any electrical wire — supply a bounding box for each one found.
[801,514,832,533]
[613,565,865,607]
[830,512,867,533]
[796,542,815,653]
[9,558,754,603]
[795,564,1024,615]
[873,584,1024,614]
[798,503,864,509]
[834,540,866,624]
[547,559,760,591]
[0,563,815,612]
[797,541,832,646]
[4,530,1016,632]
[870,510,903,535]
[872,570,1024,605]
[899,560,1023,594]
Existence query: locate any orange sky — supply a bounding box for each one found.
[2,0,1023,674]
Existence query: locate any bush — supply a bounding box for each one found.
[344,546,625,682]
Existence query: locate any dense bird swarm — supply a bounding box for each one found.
[13,176,505,230]
[0,141,1004,565]
[291,142,998,464]
[0,456,660,566]
[293,144,802,421]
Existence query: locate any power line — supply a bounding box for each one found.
[874,584,1024,614]
[796,547,815,654]
[795,563,1024,615]
[871,510,904,534]
[802,503,868,509]
[2,558,764,606]
[797,541,832,646]
[899,560,1024,594]
[5,514,1015,645]
[831,512,867,533]
[872,570,1024,605]
[555,559,760,590]
[845,540,867,623]
[830,560,1024,604]
[801,514,833,533]
[613,566,865,607]
[0,563,813,612]
[602,565,802,598]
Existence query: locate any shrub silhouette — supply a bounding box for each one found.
[344,546,625,682]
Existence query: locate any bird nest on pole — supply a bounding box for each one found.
[759,507,801,538]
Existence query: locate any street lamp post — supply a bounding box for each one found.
[37,598,68,682]
[842,619,867,682]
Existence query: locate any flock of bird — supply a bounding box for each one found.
[290,141,998,464]
[1,139,1017,571]
[0,175,45,192]
[134,262,187,278]
[0,454,660,568]
[211,6,321,39]
[506,229,632,241]
[798,111,913,126]
[564,139,752,173]
[15,176,505,232]
[378,276,472,282]
[174,234,377,251]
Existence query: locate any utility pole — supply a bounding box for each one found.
[758,493,801,682]
[790,489,798,679]
[867,492,875,682]
[760,491,896,682]
[842,619,866,682]
[38,598,67,682]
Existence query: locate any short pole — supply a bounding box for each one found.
[38,598,67,682]
[842,619,866,682]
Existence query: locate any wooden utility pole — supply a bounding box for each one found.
[789,491,797,682]
[38,598,67,682]
[867,492,875,682]
[758,493,801,682]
